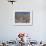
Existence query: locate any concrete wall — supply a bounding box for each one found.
[0,0,46,41]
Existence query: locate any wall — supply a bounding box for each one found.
[0,0,46,42]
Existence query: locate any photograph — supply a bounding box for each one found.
[15,12,30,23]
[15,11,32,26]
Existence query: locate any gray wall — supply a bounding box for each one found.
[0,0,46,41]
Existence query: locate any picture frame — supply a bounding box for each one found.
[13,10,33,26]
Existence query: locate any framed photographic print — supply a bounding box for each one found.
[14,10,33,26]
